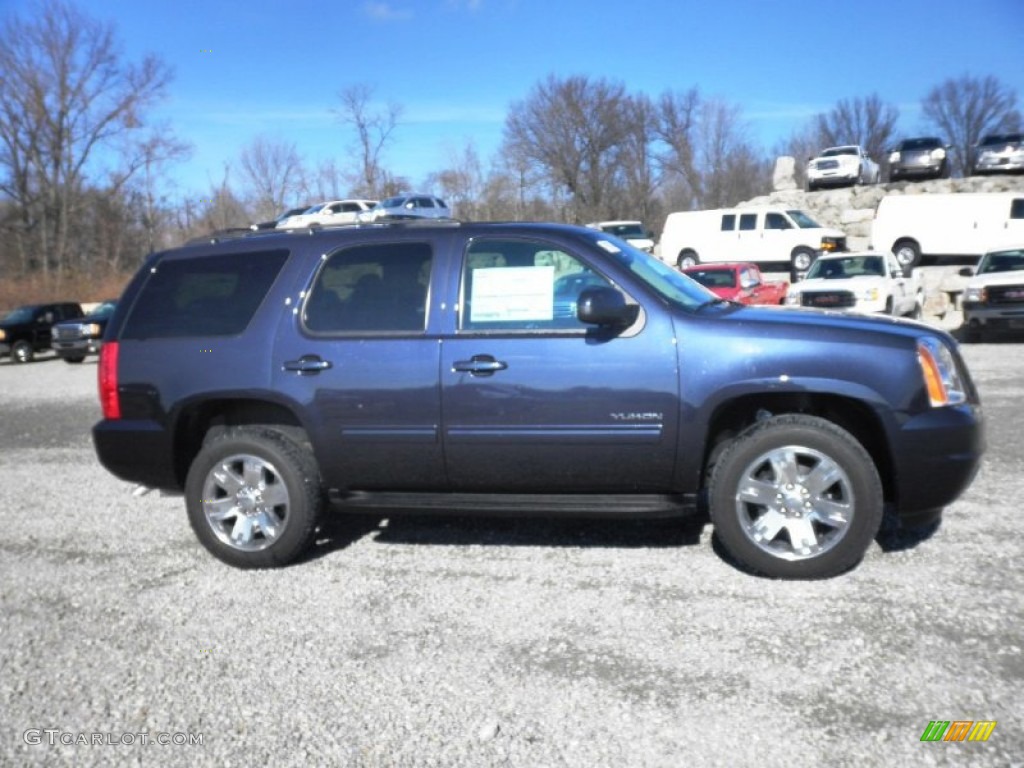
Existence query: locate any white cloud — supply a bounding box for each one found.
[363,2,414,21]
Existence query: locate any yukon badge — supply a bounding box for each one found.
[610,412,663,421]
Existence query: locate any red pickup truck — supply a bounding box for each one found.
[681,262,788,305]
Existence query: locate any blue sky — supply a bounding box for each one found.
[3,0,1023,203]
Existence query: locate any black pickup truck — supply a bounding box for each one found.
[93,221,984,578]
[0,302,84,363]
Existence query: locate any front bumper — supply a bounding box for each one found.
[53,339,102,358]
[962,300,1024,329]
[891,403,984,515]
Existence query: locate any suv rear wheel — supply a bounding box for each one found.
[185,426,322,568]
[708,414,883,579]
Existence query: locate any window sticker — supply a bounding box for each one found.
[470,266,554,322]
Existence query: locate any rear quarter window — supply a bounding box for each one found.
[121,249,289,339]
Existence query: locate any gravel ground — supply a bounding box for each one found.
[1,340,1021,768]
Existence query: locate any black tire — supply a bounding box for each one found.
[884,297,894,316]
[185,426,322,568]
[12,340,34,364]
[708,414,883,579]
[677,249,699,270]
[807,181,817,192]
[893,240,921,271]
[790,247,815,282]
[63,355,86,364]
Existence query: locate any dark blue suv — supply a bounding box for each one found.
[93,221,984,578]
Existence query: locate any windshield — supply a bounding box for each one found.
[684,268,737,289]
[978,249,1024,274]
[580,232,713,310]
[89,301,117,318]
[806,255,885,280]
[787,209,822,229]
[822,146,857,157]
[379,197,406,208]
[2,306,35,324]
[601,223,646,238]
[901,138,940,150]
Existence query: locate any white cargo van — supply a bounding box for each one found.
[871,192,1024,270]
[659,206,847,275]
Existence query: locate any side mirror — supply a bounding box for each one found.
[958,266,975,277]
[577,287,638,329]
[405,202,415,209]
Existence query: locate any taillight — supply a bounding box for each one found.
[99,341,120,419]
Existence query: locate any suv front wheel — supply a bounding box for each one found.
[708,414,883,579]
[185,426,322,568]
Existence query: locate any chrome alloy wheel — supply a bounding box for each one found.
[734,445,854,561]
[200,453,290,552]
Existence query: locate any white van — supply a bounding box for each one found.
[871,192,1024,270]
[659,206,847,275]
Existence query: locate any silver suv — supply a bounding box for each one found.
[972,133,1024,175]
[362,194,451,221]
[887,137,950,181]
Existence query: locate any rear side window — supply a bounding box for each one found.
[739,213,757,231]
[1011,198,1024,220]
[121,249,288,339]
[720,214,735,231]
[303,242,432,333]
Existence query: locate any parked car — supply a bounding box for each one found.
[359,194,451,221]
[806,145,881,191]
[681,262,788,305]
[276,200,377,229]
[959,246,1024,341]
[0,302,83,363]
[971,132,1024,175]
[250,206,310,231]
[585,221,655,253]
[51,300,117,363]
[887,137,951,181]
[93,221,983,580]
[660,206,847,279]
[785,252,921,317]
[871,192,1024,270]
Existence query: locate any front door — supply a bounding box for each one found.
[441,236,680,492]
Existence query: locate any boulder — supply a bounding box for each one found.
[772,156,798,191]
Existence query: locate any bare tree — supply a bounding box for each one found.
[238,136,305,222]
[813,94,899,166]
[656,89,768,211]
[922,74,1021,176]
[503,74,631,222]
[0,0,177,278]
[613,94,660,224]
[424,141,484,220]
[334,84,402,198]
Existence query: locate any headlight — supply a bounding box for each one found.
[917,337,967,407]
[860,287,879,301]
[86,323,102,337]
[785,294,801,306]
[963,286,986,303]
[930,148,946,160]
[889,151,900,163]
[0,329,5,341]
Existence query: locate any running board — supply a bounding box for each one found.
[327,490,701,519]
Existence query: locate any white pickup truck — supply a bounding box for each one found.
[807,145,881,191]
[785,252,922,317]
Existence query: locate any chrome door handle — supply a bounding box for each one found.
[283,355,332,374]
[452,355,508,375]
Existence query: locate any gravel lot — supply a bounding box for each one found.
[1,339,1021,768]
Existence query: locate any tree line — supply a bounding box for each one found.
[1,0,1020,287]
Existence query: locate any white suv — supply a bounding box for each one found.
[585,221,655,253]
[277,199,377,229]
[360,194,451,221]
[807,146,880,191]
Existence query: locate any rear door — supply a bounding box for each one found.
[440,235,680,492]
[271,237,445,492]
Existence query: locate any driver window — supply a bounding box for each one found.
[459,239,611,332]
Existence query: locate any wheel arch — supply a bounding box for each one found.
[172,397,309,487]
[701,391,896,503]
